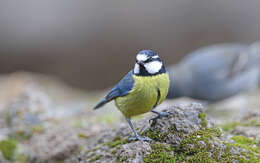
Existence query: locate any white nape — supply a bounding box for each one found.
[144,61,163,74]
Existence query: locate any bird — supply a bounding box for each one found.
[94,50,170,141]
[167,42,260,102]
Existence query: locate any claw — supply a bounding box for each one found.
[149,111,172,124]
[126,118,153,142]
[128,135,152,142]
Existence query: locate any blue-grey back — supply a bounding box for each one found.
[93,70,135,109]
[107,70,135,100]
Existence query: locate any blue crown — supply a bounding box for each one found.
[138,50,157,56]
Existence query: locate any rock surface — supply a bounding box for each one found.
[73,103,260,162]
[0,72,102,162]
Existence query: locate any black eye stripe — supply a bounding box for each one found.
[136,56,161,64]
[143,58,152,63]
[144,57,161,63]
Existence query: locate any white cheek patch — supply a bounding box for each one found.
[134,63,140,74]
[144,61,163,74]
[136,54,148,62]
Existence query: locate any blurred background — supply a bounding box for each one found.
[0,1,260,162]
[1,0,260,90]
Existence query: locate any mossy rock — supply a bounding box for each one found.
[75,103,260,162]
[143,143,175,163]
[0,138,18,160]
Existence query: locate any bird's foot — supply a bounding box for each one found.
[128,135,152,142]
[149,111,172,125]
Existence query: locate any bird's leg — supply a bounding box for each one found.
[149,110,172,124]
[126,118,152,142]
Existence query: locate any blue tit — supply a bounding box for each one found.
[94,50,170,141]
[167,42,260,102]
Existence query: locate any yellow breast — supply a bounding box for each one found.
[115,73,170,118]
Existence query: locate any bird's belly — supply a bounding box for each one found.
[115,73,169,118]
[115,88,157,118]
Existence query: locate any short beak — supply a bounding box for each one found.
[137,61,145,66]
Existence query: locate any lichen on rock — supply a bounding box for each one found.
[75,103,260,162]
[0,138,18,160]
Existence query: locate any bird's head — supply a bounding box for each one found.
[134,50,166,76]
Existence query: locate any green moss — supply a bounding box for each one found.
[17,154,28,163]
[248,118,260,127]
[111,147,119,154]
[86,111,260,163]
[220,145,246,162]
[175,127,260,162]
[232,135,256,145]
[177,128,221,156]
[96,114,120,124]
[231,135,260,155]
[89,154,103,162]
[106,141,122,148]
[220,122,242,131]
[177,127,249,162]
[11,130,32,141]
[198,112,208,128]
[141,126,179,142]
[224,142,260,162]
[32,125,44,133]
[220,118,260,131]
[187,152,216,163]
[0,138,18,160]
[143,143,176,163]
[141,128,168,141]
[121,155,128,162]
[114,155,120,163]
[106,135,128,148]
[78,133,89,139]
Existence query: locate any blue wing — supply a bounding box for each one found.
[93,70,134,109]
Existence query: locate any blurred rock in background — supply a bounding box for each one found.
[167,42,260,102]
[1,1,260,90]
[0,72,108,162]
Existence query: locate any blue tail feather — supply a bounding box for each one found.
[93,99,108,110]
